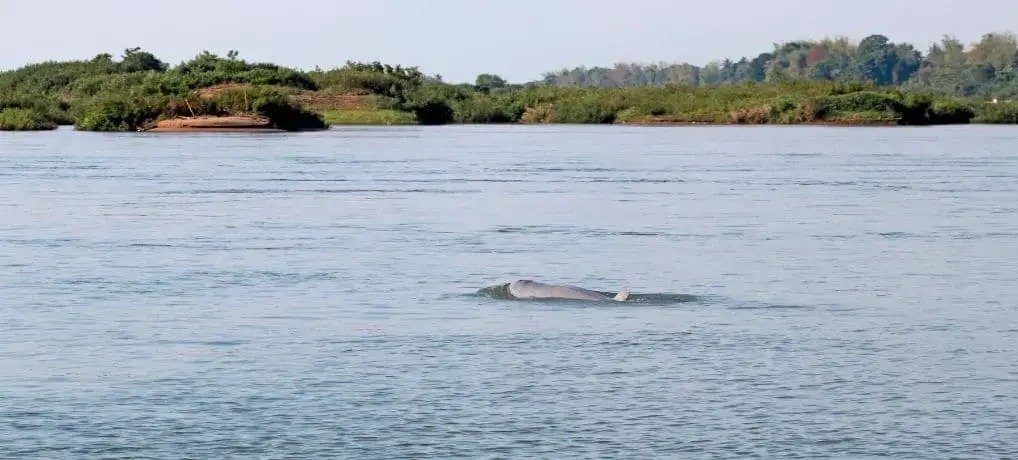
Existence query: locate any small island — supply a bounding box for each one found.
[1,32,1017,132]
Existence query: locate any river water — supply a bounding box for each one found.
[1,125,1017,458]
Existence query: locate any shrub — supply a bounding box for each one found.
[453,94,521,123]
[927,98,975,124]
[402,84,458,125]
[973,101,1018,123]
[74,94,168,131]
[551,94,621,123]
[767,97,801,123]
[520,103,556,123]
[0,108,58,130]
[730,106,770,124]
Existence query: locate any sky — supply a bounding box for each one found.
[2,0,1017,83]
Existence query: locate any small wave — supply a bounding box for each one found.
[8,164,105,171]
[615,231,662,237]
[727,303,815,311]
[875,231,919,239]
[60,277,116,287]
[126,243,174,248]
[291,157,340,165]
[877,184,913,191]
[261,178,351,183]
[258,315,328,321]
[161,188,479,195]
[950,231,1018,239]
[161,270,341,288]
[491,226,674,238]
[151,339,246,347]
[793,180,858,186]
[810,234,857,240]
[3,237,80,247]
[583,178,686,183]
[337,158,433,164]
[493,225,570,234]
[494,167,620,173]
[375,178,534,183]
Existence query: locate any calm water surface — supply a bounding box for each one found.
[1,125,1017,458]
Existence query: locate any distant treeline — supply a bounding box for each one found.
[2,32,1018,131]
[540,33,1018,100]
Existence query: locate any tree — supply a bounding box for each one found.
[119,47,167,72]
[474,73,506,92]
[890,43,922,84]
[701,61,722,85]
[857,34,893,84]
[747,53,771,82]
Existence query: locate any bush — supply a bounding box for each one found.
[520,103,556,123]
[251,97,327,131]
[309,61,425,100]
[973,101,1018,123]
[453,94,521,123]
[0,108,58,130]
[0,95,72,126]
[172,52,319,91]
[730,106,770,124]
[402,84,458,125]
[614,107,645,123]
[767,97,800,123]
[551,93,621,123]
[814,91,904,117]
[825,81,879,95]
[74,94,168,131]
[928,98,975,124]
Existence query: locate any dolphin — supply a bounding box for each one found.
[505,279,630,302]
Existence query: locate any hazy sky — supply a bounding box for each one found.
[2,0,1016,83]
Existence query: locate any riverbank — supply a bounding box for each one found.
[2,49,1016,132]
[305,89,1009,127]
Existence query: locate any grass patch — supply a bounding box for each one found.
[320,108,417,125]
[823,111,898,125]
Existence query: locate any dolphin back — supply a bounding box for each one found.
[507,280,616,301]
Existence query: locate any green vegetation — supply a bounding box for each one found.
[0,48,325,132]
[0,108,58,131]
[321,108,417,125]
[973,101,1018,123]
[0,97,63,130]
[2,31,1018,131]
[541,33,1018,98]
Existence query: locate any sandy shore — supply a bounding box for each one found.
[144,115,284,132]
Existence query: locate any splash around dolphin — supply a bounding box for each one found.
[503,279,630,302]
